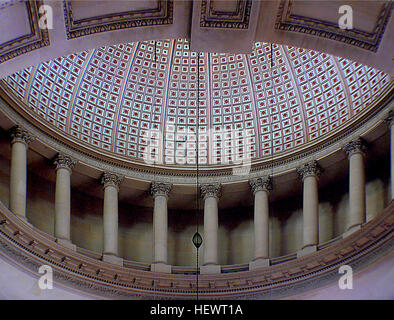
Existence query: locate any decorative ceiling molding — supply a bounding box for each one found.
[0,0,49,63]
[200,0,252,29]
[275,0,393,52]
[63,0,174,39]
[0,0,24,10]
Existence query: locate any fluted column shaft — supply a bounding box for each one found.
[101,173,123,256]
[303,175,319,247]
[9,126,32,219]
[150,182,172,264]
[343,139,367,230]
[391,121,394,199]
[249,177,272,260]
[297,161,323,249]
[54,154,76,241]
[201,184,221,265]
[388,111,394,199]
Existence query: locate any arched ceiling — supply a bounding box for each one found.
[1,39,392,167]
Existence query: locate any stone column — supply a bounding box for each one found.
[9,126,33,220]
[101,172,123,266]
[200,183,221,274]
[249,176,272,269]
[387,110,394,200]
[53,153,76,250]
[297,161,323,256]
[343,138,367,233]
[150,182,172,273]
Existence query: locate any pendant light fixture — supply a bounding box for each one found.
[192,51,202,299]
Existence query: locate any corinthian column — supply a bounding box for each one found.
[200,183,221,274]
[387,110,394,200]
[53,153,76,250]
[150,182,172,273]
[249,176,272,269]
[297,161,323,256]
[343,138,367,233]
[9,126,33,220]
[101,172,123,266]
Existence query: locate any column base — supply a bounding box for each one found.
[297,245,317,258]
[56,238,76,251]
[150,262,172,273]
[200,264,221,274]
[249,258,270,270]
[102,254,123,266]
[343,224,362,237]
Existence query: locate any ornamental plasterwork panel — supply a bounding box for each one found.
[63,0,174,39]
[200,0,252,29]
[275,0,393,52]
[0,0,50,63]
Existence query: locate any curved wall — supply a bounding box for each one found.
[0,238,392,300]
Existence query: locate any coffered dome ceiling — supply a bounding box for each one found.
[1,39,392,167]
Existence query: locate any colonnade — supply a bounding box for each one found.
[5,113,393,271]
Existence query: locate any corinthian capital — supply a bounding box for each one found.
[297,160,323,180]
[53,153,77,172]
[9,125,34,145]
[150,182,172,199]
[101,172,123,190]
[200,183,221,200]
[249,176,273,195]
[342,138,367,158]
[386,110,394,127]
